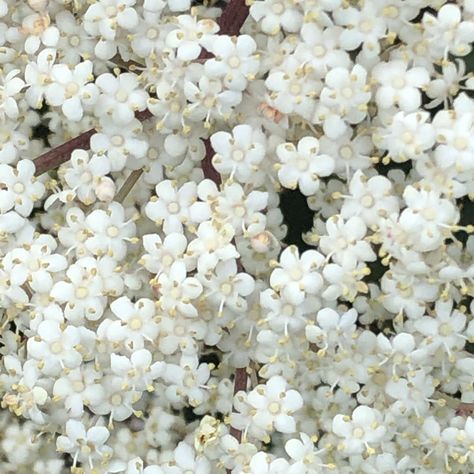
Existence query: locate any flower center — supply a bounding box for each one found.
[66,82,79,96]
[232,149,245,162]
[69,35,80,47]
[290,82,302,95]
[111,135,124,147]
[51,341,63,354]
[313,45,325,57]
[360,20,373,32]
[268,401,281,414]
[439,323,453,337]
[234,205,246,217]
[115,89,128,102]
[228,56,240,68]
[167,202,180,214]
[107,225,119,237]
[111,393,122,406]
[361,194,374,208]
[129,317,143,330]
[296,158,308,171]
[340,145,353,159]
[13,182,24,193]
[220,282,233,296]
[392,77,405,89]
[421,208,436,221]
[353,427,364,438]
[342,87,353,98]
[402,131,414,144]
[73,380,85,392]
[76,286,89,299]
[175,325,185,336]
[147,28,158,39]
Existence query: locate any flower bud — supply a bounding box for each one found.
[95,176,116,202]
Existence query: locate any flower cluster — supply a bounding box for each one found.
[0,0,473,473]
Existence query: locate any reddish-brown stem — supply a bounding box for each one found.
[34,128,95,176]
[217,0,250,36]
[229,367,248,442]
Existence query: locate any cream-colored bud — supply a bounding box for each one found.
[95,176,116,202]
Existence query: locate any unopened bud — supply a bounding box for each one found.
[95,176,116,202]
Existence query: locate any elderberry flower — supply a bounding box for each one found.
[27,320,83,376]
[145,180,210,234]
[231,375,303,441]
[95,72,148,125]
[275,137,335,196]
[0,159,45,216]
[372,60,430,112]
[56,420,112,469]
[108,296,159,350]
[270,245,324,305]
[61,149,111,205]
[84,202,137,259]
[0,69,24,122]
[83,0,139,42]
[332,406,386,455]
[205,35,260,92]
[165,15,218,61]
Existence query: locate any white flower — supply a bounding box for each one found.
[83,0,138,41]
[53,366,105,418]
[231,376,303,440]
[372,60,430,112]
[61,149,110,205]
[51,256,121,324]
[2,234,66,293]
[56,420,112,468]
[250,0,303,35]
[46,60,98,121]
[316,64,371,137]
[422,4,474,58]
[0,159,45,216]
[373,111,436,162]
[27,320,82,376]
[90,116,149,172]
[165,15,218,61]
[333,3,387,57]
[319,215,376,267]
[108,296,159,350]
[24,48,56,108]
[340,170,400,227]
[332,406,386,455]
[155,261,203,318]
[110,349,164,392]
[187,221,239,274]
[399,186,459,252]
[84,202,137,259]
[205,35,260,91]
[0,69,24,122]
[141,232,191,275]
[270,245,324,305]
[276,137,335,195]
[210,124,266,183]
[199,259,255,316]
[145,180,210,234]
[95,72,148,125]
[265,55,320,120]
[414,299,466,354]
[21,13,59,55]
